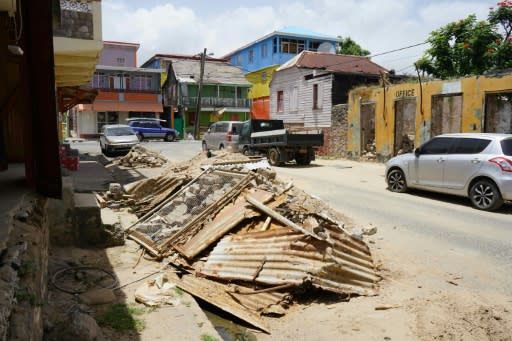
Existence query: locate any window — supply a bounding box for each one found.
[277,91,284,112]
[280,39,305,54]
[116,57,125,66]
[420,137,453,154]
[502,139,512,156]
[309,41,321,52]
[248,49,254,64]
[451,138,491,154]
[261,43,268,58]
[273,37,278,54]
[313,84,319,109]
[290,87,298,111]
[97,112,118,133]
[236,55,242,66]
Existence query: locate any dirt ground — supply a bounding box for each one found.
[44,151,512,340]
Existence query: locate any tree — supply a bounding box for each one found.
[337,36,371,56]
[416,1,512,78]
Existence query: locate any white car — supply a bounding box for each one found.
[386,133,512,211]
[99,124,139,156]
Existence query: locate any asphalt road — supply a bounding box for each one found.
[274,158,512,296]
[71,140,512,295]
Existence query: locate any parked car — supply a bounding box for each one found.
[99,124,138,156]
[127,118,178,142]
[385,133,512,211]
[202,121,244,152]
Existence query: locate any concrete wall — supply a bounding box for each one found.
[347,71,512,161]
[99,44,138,67]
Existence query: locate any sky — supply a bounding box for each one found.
[102,0,497,74]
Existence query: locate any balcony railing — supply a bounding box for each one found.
[53,0,94,40]
[181,96,251,109]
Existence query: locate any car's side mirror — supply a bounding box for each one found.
[207,128,211,133]
[414,148,421,157]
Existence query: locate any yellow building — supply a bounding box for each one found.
[347,70,512,161]
[245,64,279,119]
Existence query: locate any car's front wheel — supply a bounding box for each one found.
[469,179,503,211]
[387,168,408,193]
[136,133,144,142]
[165,133,175,142]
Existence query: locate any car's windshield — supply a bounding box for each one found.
[501,139,512,156]
[106,127,134,136]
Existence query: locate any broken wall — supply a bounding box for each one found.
[346,71,512,161]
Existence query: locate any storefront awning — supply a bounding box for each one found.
[79,101,163,112]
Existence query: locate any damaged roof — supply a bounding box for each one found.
[171,59,251,86]
[277,51,388,75]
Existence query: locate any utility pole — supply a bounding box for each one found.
[194,48,207,140]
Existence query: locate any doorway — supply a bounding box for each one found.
[431,94,462,137]
[360,102,376,157]
[394,98,416,155]
[484,93,512,133]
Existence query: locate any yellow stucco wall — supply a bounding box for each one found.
[245,65,280,99]
[347,72,512,161]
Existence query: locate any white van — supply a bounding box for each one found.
[202,121,243,152]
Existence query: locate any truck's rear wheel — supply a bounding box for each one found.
[295,154,311,165]
[268,148,281,166]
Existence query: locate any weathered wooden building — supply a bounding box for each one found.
[269,51,389,128]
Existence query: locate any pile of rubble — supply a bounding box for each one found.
[121,154,379,333]
[361,139,376,160]
[114,145,167,168]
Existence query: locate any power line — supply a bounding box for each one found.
[369,41,428,59]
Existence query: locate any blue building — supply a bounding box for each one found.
[223,27,340,73]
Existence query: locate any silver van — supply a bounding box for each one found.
[202,121,243,152]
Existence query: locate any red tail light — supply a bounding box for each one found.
[227,131,232,142]
[489,157,512,172]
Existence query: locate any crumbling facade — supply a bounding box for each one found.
[346,70,512,161]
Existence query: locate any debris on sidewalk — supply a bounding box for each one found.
[115,145,167,168]
[118,151,380,332]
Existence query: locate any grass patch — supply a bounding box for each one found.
[97,304,146,332]
[174,286,184,296]
[201,334,219,341]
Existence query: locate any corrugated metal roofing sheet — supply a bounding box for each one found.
[277,51,388,75]
[172,60,251,86]
[199,226,379,296]
[166,271,292,333]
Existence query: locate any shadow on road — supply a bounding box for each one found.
[402,188,512,215]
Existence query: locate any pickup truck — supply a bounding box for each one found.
[238,119,324,166]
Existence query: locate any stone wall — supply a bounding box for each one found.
[53,9,93,40]
[326,104,348,158]
[1,197,49,341]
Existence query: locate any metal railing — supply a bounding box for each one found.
[181,96,251,108]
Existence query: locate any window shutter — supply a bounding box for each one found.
[317,83,323,109]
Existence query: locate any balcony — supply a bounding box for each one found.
[53,0,103,87]
[181,96,251,109]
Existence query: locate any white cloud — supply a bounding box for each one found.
[101,0,495,72]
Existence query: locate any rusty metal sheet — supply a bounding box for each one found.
[199,226,379,296]
[128,170,254,257]
[165,271,291,333]
[175,188,274,259]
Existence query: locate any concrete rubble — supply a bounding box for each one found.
[114,145,167,168]
[97,151,380,333]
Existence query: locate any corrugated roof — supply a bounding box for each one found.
[199,226,379,296]
[171,60,251,86]
[277,51,388,75]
